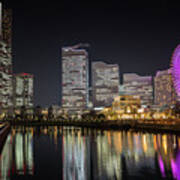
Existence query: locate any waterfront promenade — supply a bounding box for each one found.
[8,118,180,133]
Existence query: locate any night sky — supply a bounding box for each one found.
[1,0,180,106]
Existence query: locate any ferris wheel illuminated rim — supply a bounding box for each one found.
[171,44,180,96]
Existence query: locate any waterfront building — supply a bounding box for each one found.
[112,95,141,113]
[123,73,153,106]
[92,61,119,108]
[61,44,89,114]
[154,69,176,107]
[0,3,13,112]
[0,40,13,111]
[101,95,141,120]
[13,73,34,108]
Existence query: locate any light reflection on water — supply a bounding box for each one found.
[0,126,180,179]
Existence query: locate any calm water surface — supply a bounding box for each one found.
[0,126,180,180]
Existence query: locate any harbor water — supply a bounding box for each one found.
[0,126,180,180]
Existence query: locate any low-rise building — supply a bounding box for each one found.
[112,95,141,114]
[101,95,142,120]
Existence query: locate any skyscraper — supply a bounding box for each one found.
[123,73,153,106]
[92,61,119,108]
[0,40,13,110]
[0,2,13,112]
[0,2,2,37]
[13,73,34,108]
[61,44,89,114]
[2,9,12,50]
[154,69,176,107]
[0,3,12,50]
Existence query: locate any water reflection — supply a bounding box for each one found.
[0,126,180,179]
[0,127,34,179]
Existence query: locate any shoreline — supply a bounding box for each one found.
[9,120,180,134]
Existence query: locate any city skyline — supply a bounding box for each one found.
[1,1,180,180]
[1,0,180,106]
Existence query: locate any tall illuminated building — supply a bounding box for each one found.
[154,69,176,107]
[123,73,153,106]
[92,61,119,107]
[0,2,12,51]
[13,73,34,108]
[0,40,13,110]
[0,2,2,36]
[61,44,89,114]
[0,2,13,112]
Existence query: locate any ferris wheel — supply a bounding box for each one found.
[171,44,180,96]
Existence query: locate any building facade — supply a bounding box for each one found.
[112,95,141,113]
[61,44,89,113]
[0,2,12,51]
[101,95,141,120]
[13,73,34,108]
[2,8,12,51]
[154,69,176,107]
[123,73,153,106]
[0,3,13,112]
[92,61,119,107]
[0,3,2,36]
[0,40,13,110]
